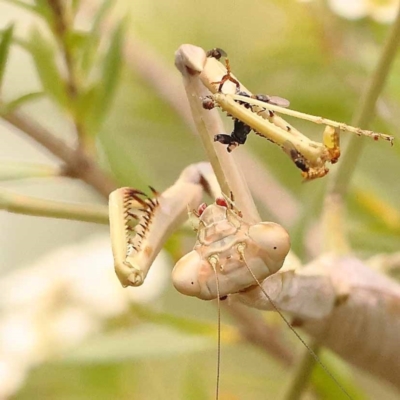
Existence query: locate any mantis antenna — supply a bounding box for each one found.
[209,255,222,400]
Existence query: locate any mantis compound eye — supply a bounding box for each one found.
[172,251,203,298]
[248,222,291,265]
[197,203,207,216]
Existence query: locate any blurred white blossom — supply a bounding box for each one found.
[0,358,27,400]
[327,0,400,23]
[0,234,170,398]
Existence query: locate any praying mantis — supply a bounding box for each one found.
[109,45,398,398]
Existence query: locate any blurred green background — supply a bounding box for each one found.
[0,0,399,399]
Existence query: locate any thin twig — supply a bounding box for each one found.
[289,10,400,395]
[2,109,117,197]
[282,341,320,400]
[321,194,350,254]
[46,0,91,151]
[329,5,400,197]
[0,162,61,181]
[0,188,109,223]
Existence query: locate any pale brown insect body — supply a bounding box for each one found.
[172,198,291,300]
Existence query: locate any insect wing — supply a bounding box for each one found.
[255,94,290,108]
[267,96,290,108]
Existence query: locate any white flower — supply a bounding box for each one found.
[0,233,171,397]
[327,0,400,23]
[368,0,400,23]
[0,358,28,399]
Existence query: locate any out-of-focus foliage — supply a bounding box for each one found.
[0,0,399,399]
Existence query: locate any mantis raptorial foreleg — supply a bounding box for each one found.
[109,160,291,298]
[109,163,211,287]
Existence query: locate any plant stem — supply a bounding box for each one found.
[46,0,95,153]
[329,5,400,197]
[1,108,117,197]
[321,193,350,254]
[0,162,61,181]
[282,341,320,400]
[0,188,109,224]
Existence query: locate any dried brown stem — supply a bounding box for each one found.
[2,109,117,197]
[47,0,93,152]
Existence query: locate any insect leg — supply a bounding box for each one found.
[206,47,240,92]
[214,119,252,152]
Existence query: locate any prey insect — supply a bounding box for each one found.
[207,48,292,153]
[205,49,394,180]
[212,91,291,153]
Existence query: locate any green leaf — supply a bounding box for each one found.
[311,352,367,400]
[101,21,125,104]
[183,367,209,400]
[2,0,52,25]
[80,0,114,75]
[133,305,219,337]
[63,324,215,363]
[27,27,69,109]
[64,30,87,56]
[0,24,14,91]
[83,20,125,135]
[1,0,40,15]
[1,91,44,113]
[71,0,81,16]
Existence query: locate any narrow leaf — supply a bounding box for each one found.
[0,25,14,90]
[1,0,40,15]
[2,0,52,25]
[0,91,45,113]
[71,0,81,16]
[63,325,215,363]
[96,21,125,115]
[183,367,209,400]
[84,20,125,135]
[311,353,367,400]
[28,27,69,109]
[80,0,114,75]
